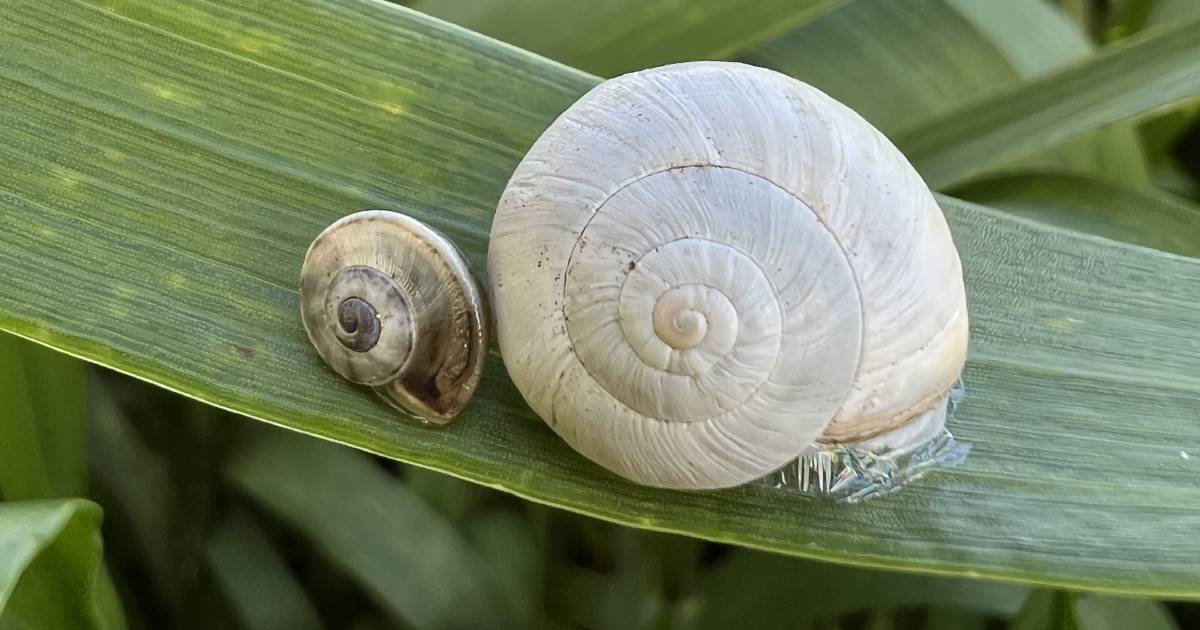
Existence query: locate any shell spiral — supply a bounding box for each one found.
[489,62,968,489]
[301,211,489,425]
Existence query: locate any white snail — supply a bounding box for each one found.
[488,62,969,490]
[300,210,489,425]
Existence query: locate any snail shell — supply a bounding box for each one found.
[300,210,489,425]
[488,62,968,489]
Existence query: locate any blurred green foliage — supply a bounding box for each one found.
[3,0,1200,627]
[3,341,1192,628]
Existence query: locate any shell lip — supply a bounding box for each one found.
[300,209,490,426]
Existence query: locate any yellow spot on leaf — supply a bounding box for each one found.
[1046,317,1083,331]
[237,39,262,54]
[109,285,133,317]
[52,167,80,190]
[168,272,187,288]
[383,103,405,116]
[143,82,198,107]
[149,84,175,99]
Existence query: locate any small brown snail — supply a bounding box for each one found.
[488,62,969,490]
[300,210,488,425]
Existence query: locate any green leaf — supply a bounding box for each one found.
[944,0,1150,185]
[544,528,666,630]
[0,499,126,630]
[1106,0,1158,41]
[743,0,1149,186]
[1057,0,1101,42]
[224,427,519,629]
[463,509,540,628]
[1009,590,1078,630]
[897,16,1200,188]
[1146,0,1200,31]
[412,0,846,77]
[745,0,1055,136]
[695,550,1028,630]
[1072,594,1178,630]
[1008,590,1179,630]
[2,0,1200,596]
[951,170,1200,257]
[0,334,87,501]
[923,608,991,630]
[406,465,485,524]
[205,508,325,630]
[86,385,184,613]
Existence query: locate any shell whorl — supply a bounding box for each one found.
[301,210,489,425]
[489,62,968,489]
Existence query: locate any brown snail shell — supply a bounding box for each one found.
[300,210,489,425]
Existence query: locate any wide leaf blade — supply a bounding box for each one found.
[951,170,1200,257]
[0,335,87,501]
[0,499,126,630]
[745,0,1065,137]
[412,0,846,77]
[1008,590,1179,630]
[1,0,1199,596]
[204,508,325,630]
[743,0,1150,186]
[695,550,1029,630]
[897,16,1200,188]
[224,427,519,629]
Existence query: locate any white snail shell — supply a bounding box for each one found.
[488,62,969,490]
[300,210,489,425]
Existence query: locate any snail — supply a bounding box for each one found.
[488,62,969,490]
[300,210,489,425]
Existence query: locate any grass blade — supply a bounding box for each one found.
[897,16,1200,188]
[1147,0,1200,31]
[0,335,87,501]
[205,508,325,630]
[952,170,1200,257]
[0,499,126,630]
[1008,590,1180,630]
[463,508,541,628]
[1009,590,1076,630]
[695,551,1028,630]
[743,0,1149,186]
[86,384,188,614]
[413,0,846,76]
[224,427,519,629]
[745,0,1062,136]
[1074,595,1178,630]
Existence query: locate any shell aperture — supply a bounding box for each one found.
[489,62,969,489]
